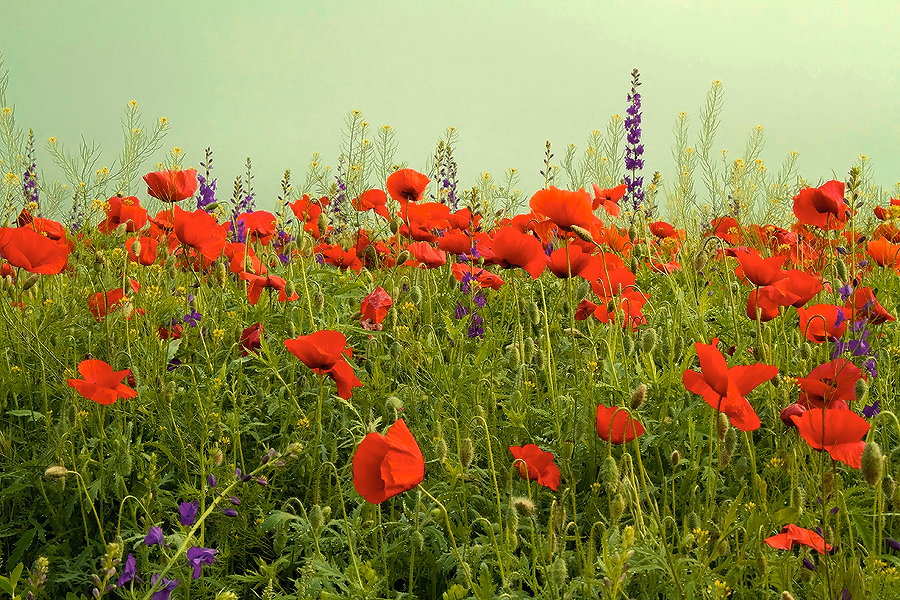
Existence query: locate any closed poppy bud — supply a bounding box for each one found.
[610,493,626,522]
[213,261,227,286]
[780,592,793,600]
[798,342,812,360]
[883,475,896,501]
[523,337,535,363]
[686,511,701,532]
[533,350,545,370]
[862,442,884,486]
[551,556,568,589]
[855,378,869,402]
[528,302,541,327]
[836,258,848,281]
[670,450,681,469]
[314,292,325,312]
[44,465,68,478]
[599,455,619,493]
[390,216,402,235]
[641,329,657,354]
[622,336,634,357]
[309,505,324,533]
[506,345,520,370]
[716,412,731,441]
[630,384,647,409]
[693,249,709,273]
[408,285,423,306]
[317,212,328,236]
[511,495,536,516]
[570,225,595,244]
[791,486,806,512]
[630,256,639,274]
[460,437,475,469]
[22,272,40,291]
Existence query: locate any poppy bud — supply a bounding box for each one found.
[94,251,106,265]
[44,465,68,479]
[686,511,701,532]
[791,486,806,512]
[511,495,536,516]
[314,292,325,312]
[309,504,325,533]
[408,286,422,307]
[630,384,647,409]
[756,553,768,578]
[575,279,591,301]
[855,378,868,403]
[396,250,412,264]
[523,337,535,363]
[862,442,884,486]
[550,556,568,590]
[213,449,224,466]
[411,530,425,552]
[213,261,227,286]
[610,493,626,522]
[629,256,640,274]
[389,341,402,360]
[528,302,541,327]
[506,345,520,370]
[836,258,848,281]
[460,437,474,469]
[115,222,128,236]
[390,216,402,235]
[316,212,328,235]
[720,427,738,468]
[385,396,403,421]
[533,350,545,370]
[283,280,295,298]
[627,225,637,242]
[640,329,657,354]
[883,475,896,501]
[798,342,812,360]
[670,450,681,469]
[693,249,709,273]
[435,437,448,464]
[673,336,685,357]
[599,455,619,493]
[716,412,730,441]
[632,243,644,259]
[622,336,634,357]
[430,507,443,521]
[21,272,41,291]
[570,225,595,244]
[505,518,519,551]
[780,592,793,600]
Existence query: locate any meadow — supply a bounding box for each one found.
[2,62,900,600]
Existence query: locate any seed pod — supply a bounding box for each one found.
[550,556,568,590]
[610,494,626,523]
[861,442,884,486]
[693,248,709,273]
[716,412,731,441]
[855,378,868,402]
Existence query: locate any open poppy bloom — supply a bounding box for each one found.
[360,287,393,325]
[866,237,900,268]
[288,194,329,238]
[239,273,298,305]
[596,403,645,444]
[99,195,148,233]
[143,168,198,203]
[89,279,140,320]
[846,287,896,325]
[792,180,849,230]
[682,338,777,431]
[765,524,833,554]
[509,444,561,490]
[725,247,787,287]
[796,359,862,409]
[285,331,362,399]
[405,241,447,268]
[387,169,430,203]
[591,183,627,216]
[798,304,847,343]
[529,186,594,231]
[353,419,424,504]
[68,359,137,405]
[490,227,546,279]
[173,206,226,261]
[236,211,277,245]
[353,188,390,220]
[790,407,869,468]
[0,226,70,274]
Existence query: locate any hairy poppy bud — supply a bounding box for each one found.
[673,335,685,357]
[522,337,535,363]
[385,396,403,421]
[407,286,423,306]
[630,384,647,409]
[213,261,227,286]
[430,507,443,521]
[610,494,626,522]
[390,216,402,235]
[575,279,591,301]
[855,378,868,402]
[528,301,541,327]
[411,530,425,552]
[511,495,536,516]
[632,243,644,259]
[670,450,681,469]
[570,225,595,244]
[396,250,412,264]
[506,345,520,370]
[316,212,328,236]
[686,511,701,532]
[862,442,884,486]
[716,412,731,441]
[791,486,806,512]
[627,225,637,242]
[309,504,325,533]
[640,329,657,354]
[836,258,848,281]
[283,280,296,298]
[720,427,738,467]
[44,465,68,479]
[533,350,545,370]
[883,475,896,501]
[550,556,568,589]
[693,248,709,273]
[599,455,619,493]
[630,256,640,274]
[622,336,635,357]
[434,437,448,464]
[460,437,474,469]
[780,592,793,600]
[505,517,519,551]
[314,292,325,312]
[131,237,143,258]
[22,272,41,291]
[798,342,812,360]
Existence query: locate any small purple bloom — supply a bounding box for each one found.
[802,557,816,571]
[184,309,202,328]
[219,508,238,517]
[186,546,218,579]
[473,290,486,309]
[888,538,900,552]
[829,506,839,515]
[179,501,199,526]
[150,574,179,600]
[838,282,853,301]
[144,526,166,546]
[257,477,268,486]
[117,553,142,587]
[863,400,881,419]
[207,473,217,488]
[467,311,485,339]
[166,358,182,372]
[454,302,469,319]
[229,495,241,505]
[842,587,851,600]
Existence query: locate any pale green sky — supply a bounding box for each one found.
[1,0,898,214]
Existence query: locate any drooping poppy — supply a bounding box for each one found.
[529,186,594,231]
[353,188,390,220]
[682,338,778,431]
[239,273,298,305]
[796,359,862,409]
[387,169,430,203]
[798,304,847,343]
[67,359,137,405]
[490,227,546,279]
[725,247,787,287]
[98,195,148,233]
[126,236,159,266]
[790,407,869,468]
[509,444,561,491]
[239,323,264,356]
[0,227,69,274]
[765,524,833,554]
[847,287,896,325]
[285,331,362,399]
[792,180,849,231]
[143,168,198,203]
[236,211,277,245]
[319,244,362,272]
[353,419,424,504]
[596,403,645,444]
[360,287,393,325]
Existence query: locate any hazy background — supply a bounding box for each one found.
[2,0,898,214]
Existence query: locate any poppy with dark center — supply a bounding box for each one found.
[143,168,198,203]
[795,359,862,410]
[490,227,546,279]
[591,183,627,216]
[529,186,595,231]
[682,338,777,431]
[285,330,362,399]
[596,403,645,444]
[765,524,834,554]
[798,304,847,343]
[790,407,869,468]
[352,188,390,220]
[387,168,430,203]
[0,226,70,274]
[98,195,148,233]
[509,444,561,491]
[792,179,849,230]
[67,359,138,405]
[353,419,424,504]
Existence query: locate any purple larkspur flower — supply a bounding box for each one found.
[207,473,217,488]
[473,290,486,309]
[179,500,199,526]
[863,400,881,419]
[468,312,485,339]
[166,358,182,372]
[150,574,179,600]
[888,538,900,552]
[623,69,645,213]
[454,302,469,319]
[117,553,143,587]
[144,526,167,547]
[186,546,217,579]
[838,282,853,301]
[865,356,878,378]
[184,308,202,328]
[802,557,816,571]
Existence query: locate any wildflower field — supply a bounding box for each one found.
[2,59,900,600]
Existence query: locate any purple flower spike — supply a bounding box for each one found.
[186,546,218,579]
[802,557,816,571]
[179,500,199,526]
[207,474,217,488]
[144,526,167,547]
[150,574,179,600]
[829,506,839,515]
[888,538,900,552]
[863,400,881,419]
[257,477,268,486]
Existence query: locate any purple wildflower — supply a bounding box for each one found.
[454,302,469,319]
[468,312,485,339]
[183,309,202,328]
[149,574,179,600]
[473,290,487,309]
[207,473,217,488]
[117,554,142,587]
[186,546,217,579]
[838,282,853,302]
[863,400,881,419]
[887,538,900,552]
[802,557,816,571]
[144,526,167,547]
[623,68,645,214]
[166,358,182,372]
[196,147,218,212]
[179,501,199,526]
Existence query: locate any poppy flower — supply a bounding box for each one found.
[874,197,900,221]
[319,244,362,272]
[239,273,298,305]
[725,247,787,287]
[509,444,561,490]
[387,169,430,203]
[796,359,861,409]
[360,287,393,325]
[352,419,424,504]
[765,524,833,554]
[236,211,277,245]
[591,183,627,216]
[529,186,594,231]
[866,238,900,268]
[780,270,823,308]
[173,206,226,261]
[89,279,140,321]
[846,287,895,324]
[790,407,869,468]
[451,263,505,290]
[98,195,148,233]
[792,180,849,231]
[240,323,264,356]
[288,195,329,238]
[682,338,777,431]
[596,403,645,444]
[490,227,546,279]
[649,221,678,239]
[67,359,137,405]
[285,331,362,399]
[406,241,447,268]
[126,236,159,266]
[353,188,390,220]
[545,245,601,280]
[746,287,783,322]
[0,226,69,274]
[798,304,847,343]
[143,168,198,203]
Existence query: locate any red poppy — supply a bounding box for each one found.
[509,444,561,491]
[237,211,277,245]
[796,359,861,409]
[574,299,598,321]
[387,169,430,203]
[0,227,69,274]
[353,419,424,504]
[596,403,645,444]
[173,206,226,261]
[99,195,148,233]
[591,183,627,216]
[406,241,447,268]
[126,236,159,266]
[529,186,594,231]
[780,270,822,308]
[649,221,677,239]
[284,330,362,399]
[143,168,198,203]
[240,323,264,356]
[353,189,390,220]
[239,273,298,305]
[874,197,900,221]
[67,359,137,405]
[765,524,833,554]
[590,266,635,299]
[725,247,787,286]
[319,244,362,272]
[288,195,329,238]
[746,287,783,322]
[710,216,743,245]
[158,323,183,340]
[867,238,900,268]
[361,287,393,325]
[682,338,777,431]
[846,287,895,324]
[792,180,849,230]
[223,242,267,275]
[490,227,546,279]
[797,304,846,343]
[89,279,140,321]
[790,407,869,468]
[451,263,505,290]
[545,245,601,280]
[447,207,480,231]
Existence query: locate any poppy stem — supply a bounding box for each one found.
[418,486,475,591]
[315,373,325,460]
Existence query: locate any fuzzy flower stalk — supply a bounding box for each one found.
[623,68,644,215]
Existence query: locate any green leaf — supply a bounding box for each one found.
[2,561,24,592]
[259,510,301,532]
[0,483,28,498]
[8,530,34,570]
[5,409,44,421]
[166,338,181,362]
